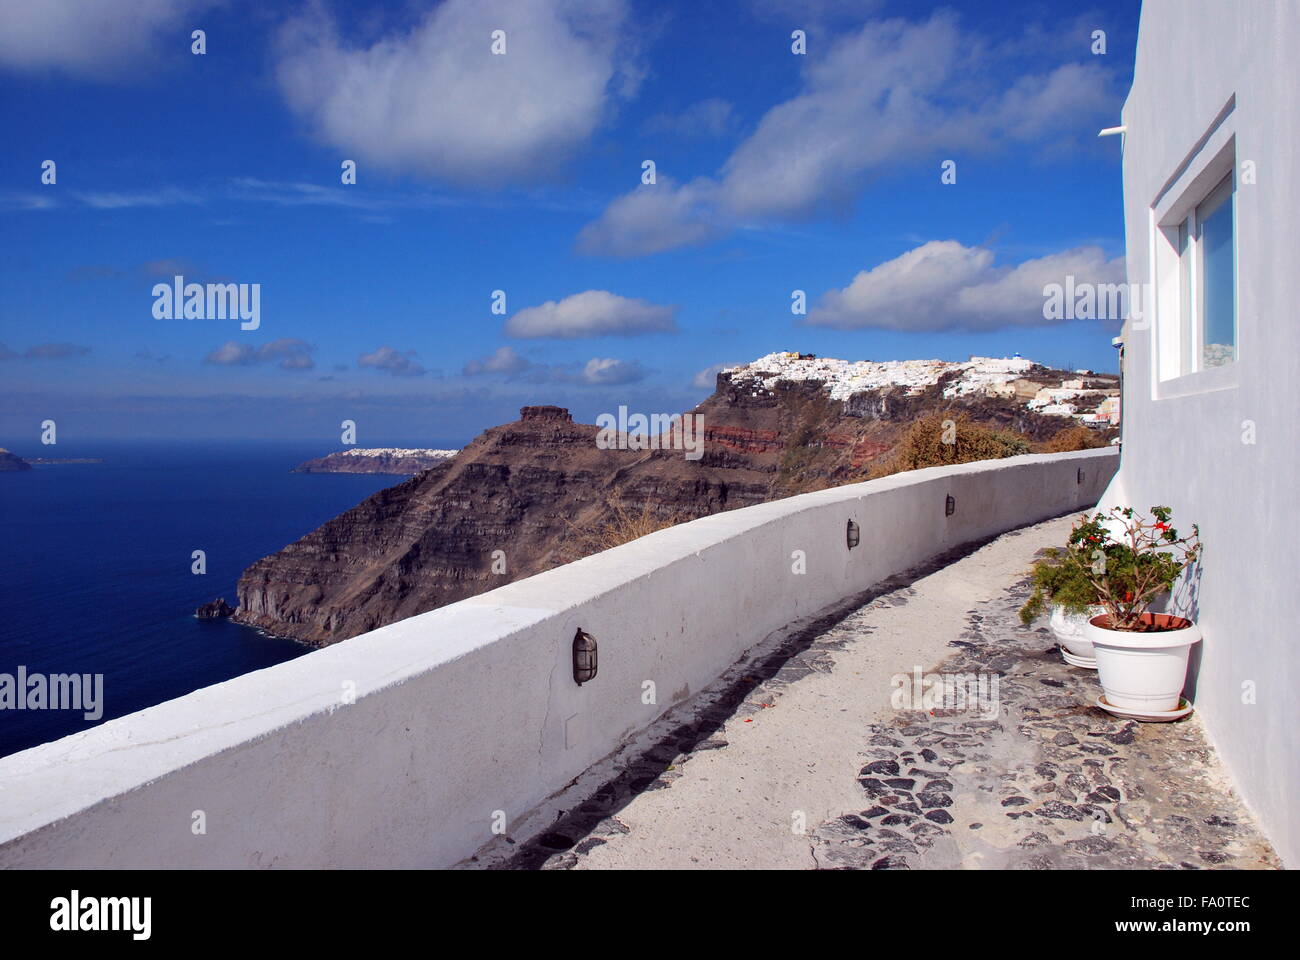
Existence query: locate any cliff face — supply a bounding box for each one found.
[234,356,1104,645]
[235,403,774,644]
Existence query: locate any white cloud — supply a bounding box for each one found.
[462,346,651,385]
[505,290,677,339]
[642,98,736,138]
[463,345,532,375]
[575,178,720,257]
[11,178,572,217]
[579,13,1120,256]
[719,14,963,220]
[205,342,255,366]
[0,0,216,74]
[358,345,427,377]
[691,363,736,390]
[206,338,315,370]
[275,0,638,185]
[0,193,59,211]
[75,188,204,209]
[749,0,885,25]
[259,338,316,370]
[580,357,645,385]
[985,61,1116,143]
[953,246,1123,320]
[806,240,1125,331]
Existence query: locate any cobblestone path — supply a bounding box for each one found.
[464,518,1279,871]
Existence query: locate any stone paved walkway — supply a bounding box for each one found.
[463,516,1280,870]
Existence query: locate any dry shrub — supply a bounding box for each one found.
[870,413,1030,479]
[1043,425,1107,452]
[565,498,694,555]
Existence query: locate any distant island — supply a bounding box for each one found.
[291,447,459,475]
[23,457,104,464]
[0,448,104,471]
[0,448,30,471]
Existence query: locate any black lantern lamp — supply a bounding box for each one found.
[945,494,956,517]
[1077,468,1086,485]
[573,629,598,685]
[846,519,860,550]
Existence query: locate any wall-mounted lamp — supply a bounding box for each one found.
[573,629,598,685]
[1077,468,1086,485]
[945,494,956,517]
[846,519,860,550]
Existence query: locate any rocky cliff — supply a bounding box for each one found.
[0,448,32,472]
[234,404,773,643]
[233,354,1111,645]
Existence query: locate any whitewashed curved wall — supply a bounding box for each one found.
[0,448,1115,869]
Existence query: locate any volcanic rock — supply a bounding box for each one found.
[195,598,235,619]
[233,354,1105,645]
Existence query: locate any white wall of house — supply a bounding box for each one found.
[1104,0,1299,864]
[0,449,1114,869]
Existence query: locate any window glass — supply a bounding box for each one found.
[1178,219,1193,374]
[1197,174,1236,368]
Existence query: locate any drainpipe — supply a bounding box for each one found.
[1112,334,1125,452]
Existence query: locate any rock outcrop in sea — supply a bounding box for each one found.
[195,598,235,619]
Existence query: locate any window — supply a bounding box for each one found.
[1149,101,1237,392]
[1168,172,1237,375]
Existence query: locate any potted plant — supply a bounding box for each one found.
[1022,506,1202,716]
[1020,549,1104,667]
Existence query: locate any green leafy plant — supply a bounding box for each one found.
[1018,548,1099,624]
[1020,506,1201,631]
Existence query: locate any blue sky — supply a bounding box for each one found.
[0,0,1138,446]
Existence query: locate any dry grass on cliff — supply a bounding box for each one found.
[868,412,1030,479]
[1041,425,1109,452]
[564,499,697,557]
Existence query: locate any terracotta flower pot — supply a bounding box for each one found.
[1083,612,1201,713]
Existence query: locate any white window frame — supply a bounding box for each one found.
[1146,100,1239,400]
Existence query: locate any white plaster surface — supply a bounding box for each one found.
[1104,0,1299,865]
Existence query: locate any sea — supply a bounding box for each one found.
[0,440,419,759]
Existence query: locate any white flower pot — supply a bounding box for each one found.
[1049,605,1102,668]
[1084,613,1201,713]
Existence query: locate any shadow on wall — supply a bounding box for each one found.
[1174,557,1205,702]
